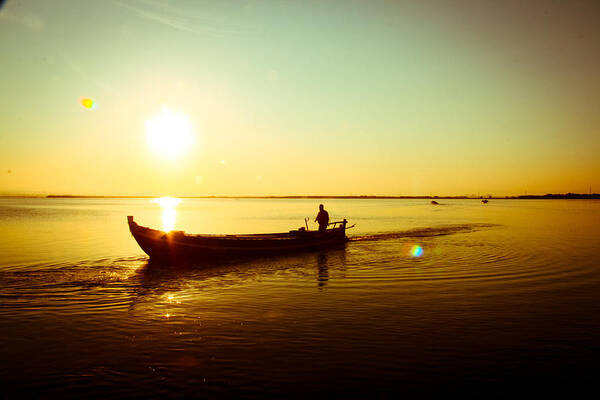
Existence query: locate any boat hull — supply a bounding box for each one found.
[127,216,348,262]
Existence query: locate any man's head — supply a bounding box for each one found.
[319,204,324,211]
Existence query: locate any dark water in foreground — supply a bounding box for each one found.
[1,198,599,397]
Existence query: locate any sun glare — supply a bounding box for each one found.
[146,106,195,160]
[152,197,181,232]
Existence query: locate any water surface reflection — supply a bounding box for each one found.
[151,197,181,232]
[317,253,329,288]
[1,199,600,396]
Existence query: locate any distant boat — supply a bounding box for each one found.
[127,216,350,262]
[482,199,489,204]
[431,200,439,205]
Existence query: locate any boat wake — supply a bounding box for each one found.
[349,223,498,242]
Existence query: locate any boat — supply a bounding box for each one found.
[127,216,350,262]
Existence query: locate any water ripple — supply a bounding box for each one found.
[349,223,499,241]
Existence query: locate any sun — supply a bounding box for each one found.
[146,106,195,160]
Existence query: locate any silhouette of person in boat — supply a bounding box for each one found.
[315,204,329,232]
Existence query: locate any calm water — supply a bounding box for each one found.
[1,198,599,397]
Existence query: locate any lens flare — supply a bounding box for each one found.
[410,245,424,257]
[79,97,96,109]
[152,197,181,232]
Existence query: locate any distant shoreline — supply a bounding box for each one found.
[0,193,598,200]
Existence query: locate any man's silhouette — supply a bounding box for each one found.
[315,204,329,232]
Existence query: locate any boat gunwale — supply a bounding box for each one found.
[128,217,346,241]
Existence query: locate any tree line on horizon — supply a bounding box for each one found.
[39,193,600,199]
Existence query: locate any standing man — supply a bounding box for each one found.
[315,204,329,232]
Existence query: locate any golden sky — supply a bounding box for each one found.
[1,0,599,196]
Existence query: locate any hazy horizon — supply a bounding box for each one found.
[1,191,598,199]
[1,0,599,196]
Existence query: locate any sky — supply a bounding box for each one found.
[1,0,599,196]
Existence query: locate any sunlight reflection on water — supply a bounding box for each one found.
[151,197,181,232]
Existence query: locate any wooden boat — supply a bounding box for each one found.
[127,216,350,262]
